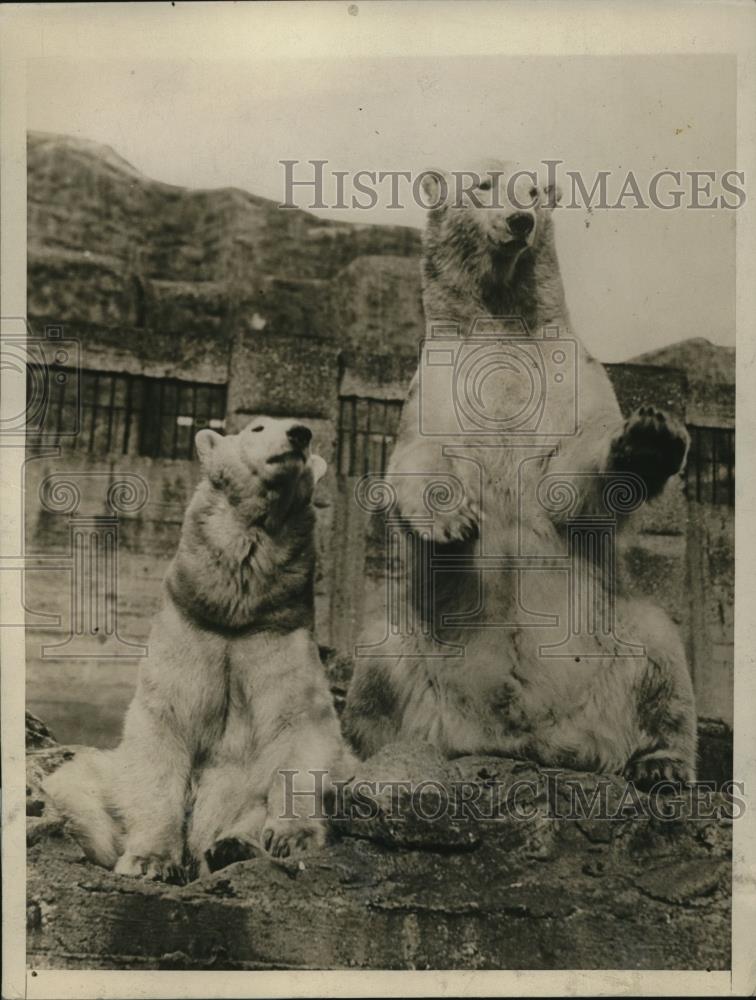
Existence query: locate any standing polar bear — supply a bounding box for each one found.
[45,418,356,880]
[344,160,696,785]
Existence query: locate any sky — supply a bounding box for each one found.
[27,50,736,363]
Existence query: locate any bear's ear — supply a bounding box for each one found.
[541,181,562,209]
[195,428,222,462]
[419,168,450,209]
[309,454,327,485]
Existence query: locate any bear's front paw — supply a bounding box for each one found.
[261,816,328,859]
[114,851,186,884]
[624,754,693,791]
[392,475,479,544]
[400,500,479,544]
[204,836,258,873]
[611,407,689,499]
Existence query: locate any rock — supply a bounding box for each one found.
[26,714,76,842]
[27,716,732,971]
[335,742,482,851]
[25,710,57,749]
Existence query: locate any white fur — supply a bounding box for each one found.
[44,418,356,878]
[344,160,696,782]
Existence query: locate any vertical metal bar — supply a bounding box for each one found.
[123,375,134,455]
[189,383,198,458]
[106,375,116,453]
[727,429,735,506]
[350,397,357,476]
[55,372,68,445]
[337,397,344,474]
[711,427,718,504]
[694,426,701,503]
[172,380,181,460]
[137,377,149,457]
[88,373,99,452]
[381,399,389,473]
[157,380,165,458]
[365,398,373,475]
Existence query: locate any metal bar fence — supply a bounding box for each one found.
[27,366,227,460]
[685,424,735,506]
[337,395,404,476]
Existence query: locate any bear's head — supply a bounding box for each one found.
[421,159,562,291]
[194,417,327,530]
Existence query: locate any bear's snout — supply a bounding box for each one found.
[506,211,535,239]
[287,424,312,452]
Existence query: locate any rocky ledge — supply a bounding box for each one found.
[27,713,732,971]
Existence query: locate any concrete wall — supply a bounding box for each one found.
[685,503,735,725]
[24,345,735,744]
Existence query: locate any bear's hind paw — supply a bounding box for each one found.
[624,754,693,791]
[204,836,258,873]
[114,851,186,884]
[261,817,327,859]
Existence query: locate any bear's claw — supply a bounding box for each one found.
[624,754,692,791]
[401,503,480,544]
[611,406,689,499]
[204,836,258,873]
[261,817,327,859]
[114,852,186,883]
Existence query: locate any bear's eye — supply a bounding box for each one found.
[477,178,492,192]
[251,425,264,432]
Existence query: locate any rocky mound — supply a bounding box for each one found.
[27,712,732,971]
[631,337,735,385]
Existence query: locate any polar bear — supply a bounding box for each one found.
[45,418,356,880]
[343,160,696,787]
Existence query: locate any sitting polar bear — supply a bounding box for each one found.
[343,160,696,787]
[45,418,356,881]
